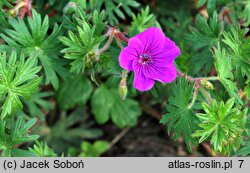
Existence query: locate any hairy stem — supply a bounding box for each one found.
[178,70,217,107]
[199,86,214,104]
[188,80,200,109]
[95,33,114,58]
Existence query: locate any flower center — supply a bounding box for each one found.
[139,54,151,65]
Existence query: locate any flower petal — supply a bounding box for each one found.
[128,37,144,56]
[150,37,181,67]
[134,27,165,53]
[118,38,143,71]
[133,61,155,91]
[143,63,177,83]
[164,37,178,50]
[118,48,134,71]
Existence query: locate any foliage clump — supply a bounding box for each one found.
[0,0,250,157]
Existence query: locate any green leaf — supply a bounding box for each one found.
[0,9,10,34]
[241,1,250,26]
[60,22,105,74]
[234,140,250,156]
[0,51,42,119]
[207,0,216,14]
[44,109,103,154]
[110,89,141,128]
[193,99,247,155]
[11,117,39,145]
[29,141,57,157]
[196,0,207,8]
[160,77,200,152]
[0,0,14,9]
[91,86,141,128]
[0,116,39,157]
[213,44,243,104]
[25,91,54,120]
[9,148,36,157]
[222,25,250,79]
[0,10,68,89]
[186,12,221,74]
[245,82,250,100]
[220,79,241,104]
[90,0,140,25]
[80,140,109,157]
[56,74,93,110]
[129,6,159,37]
[91,85,114,124]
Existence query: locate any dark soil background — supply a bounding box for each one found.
[102,115,206,157]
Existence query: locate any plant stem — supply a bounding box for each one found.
[178,70,217,107]
[95,32,114,58]
[109,127,131,149]
[177,71,197,82]
[199,86,214,104]
[177,71,218,82]
[188,80,200,109]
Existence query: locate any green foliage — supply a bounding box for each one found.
[40,109,103,154]
[129,6,159,36]
[245,82,250,100]
[60,22,104,73]
[63,7,106,35]
[79,140,109,157]
[196,0,229,14]
[234,114,250,156]
[0,10,10,34]
[91,85,141,128]
[0,116,39,157]
[160,77,200,152]
[222,25,250,79]
[234,140,250,156]
[61,10,113,75]
[29,141,57,157]
[196,0,231,14]
[241,1,250,26]
[24,91,53,120]
[193,99,247,155]
[1,0,250,157]
[188,12,221,51]
[213,44,242,104]
[90,0,140,25]
[0,51,42,119]
[0,0,14,9]
[196,0,216,14]
[163,10,192,43]
[161,9,192,72]
[56,75,93,110]
[91,85,113,124]
[0,10,67,89]
[186,12,222,75]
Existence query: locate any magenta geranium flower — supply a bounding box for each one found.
[118,27,181,91]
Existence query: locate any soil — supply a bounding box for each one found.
[102,115,205,157]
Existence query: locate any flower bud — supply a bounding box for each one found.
[200,79,214,90]
[119,77,127,100]
[85,51,95,68]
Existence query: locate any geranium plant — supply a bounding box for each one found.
[0,0,250,157]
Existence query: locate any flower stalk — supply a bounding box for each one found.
[188,80,200,109]
[10,0,33,18]
[178,70,218,108]
[119,70,128,100]
[95,26,129,60]
[95,29,115,60]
